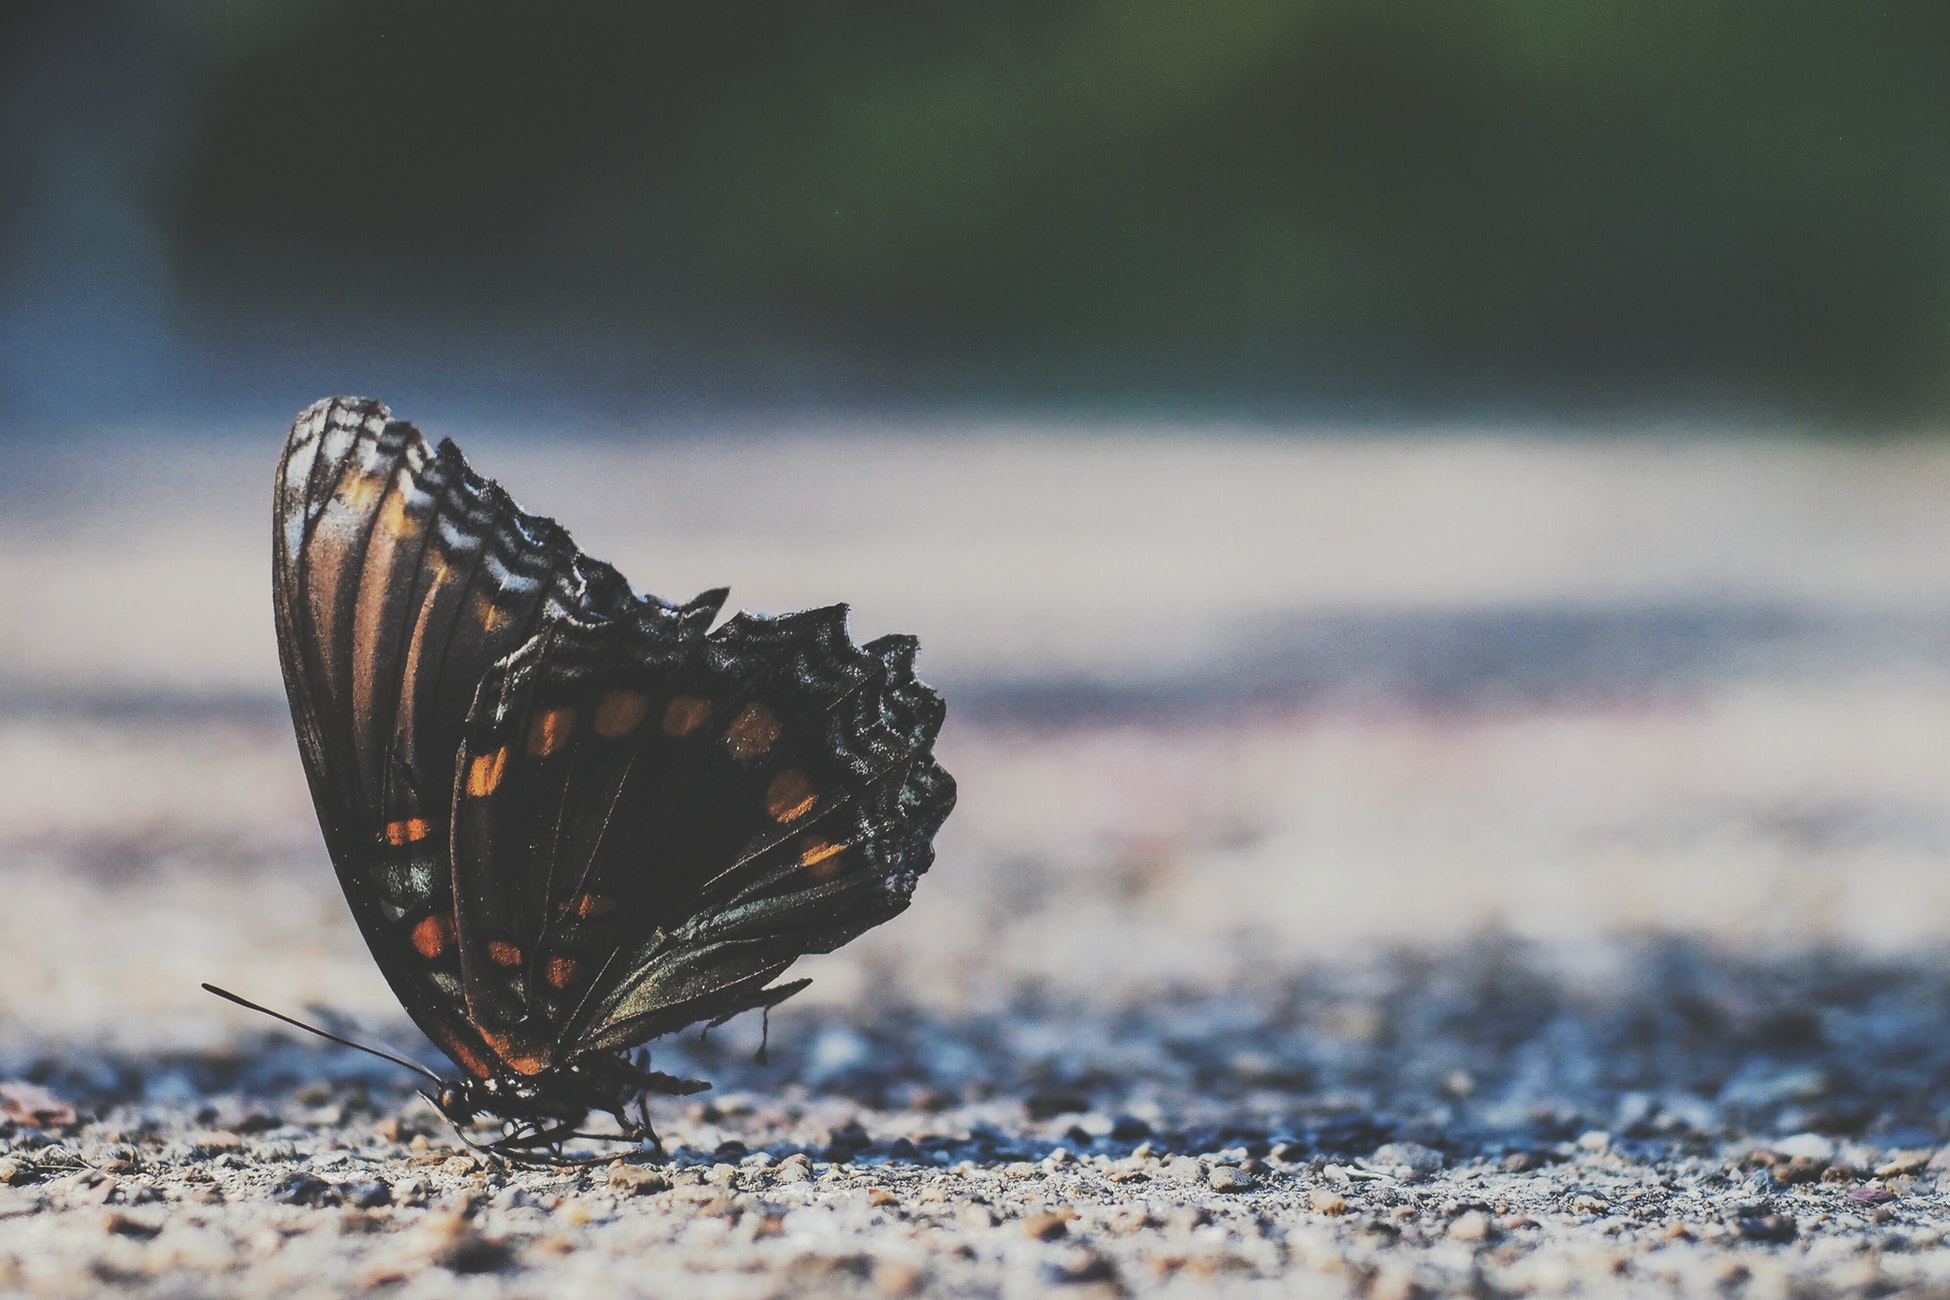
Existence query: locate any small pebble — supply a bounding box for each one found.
[1740,1213,1798,1244]
[102,1212,160,1239]
[1310,1188,1349,1215]
[1041,1247,1116,1287]
[424,1213,515,1274]
[1208,1165,1253,1193]
[343,1179,392,1209]
[1023,1210,1070,1240]
[271,1173,337,1207]
[1370,1143,1444,1179]
[608,1165,671,1197]
[871,1260,925,1296]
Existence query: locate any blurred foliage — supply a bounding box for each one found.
[9,1,1950,419]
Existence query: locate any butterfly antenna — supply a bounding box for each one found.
[200,983,445,1086]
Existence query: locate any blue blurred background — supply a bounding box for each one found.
[7,0,1950,429]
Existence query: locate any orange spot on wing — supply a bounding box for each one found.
[338,473,385,512]
[525,706,576,757]
[662,695,711,736]
[480,1030,550,1076]
[381,817,432,846]
[410,913,454,959]
[544,957,585,990]
[473,593,509,633]
[766,768,816,823]
[465,747,507,797]
[487,940,522,968]
[594,690,649,738]
[725,701,780,758]
[798,837,847,881]
[377,488,420,538]
[431,1027,495,1079]
[572,893,619,919]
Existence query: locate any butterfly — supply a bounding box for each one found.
[256,396,954,1159]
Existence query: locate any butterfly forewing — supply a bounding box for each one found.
[273,398,633,1076]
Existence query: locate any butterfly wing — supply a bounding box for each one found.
[446,601,954,1075]
[272,397,635,1077]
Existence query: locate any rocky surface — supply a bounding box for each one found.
[9,940,1950,1296]
[7,426,1950,1294]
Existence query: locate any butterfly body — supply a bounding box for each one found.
[270,397,953,1158]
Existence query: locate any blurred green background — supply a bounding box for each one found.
[5,0,1950,426]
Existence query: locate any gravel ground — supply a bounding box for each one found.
[8,936,1950,1298]
[6,424,1950,1296]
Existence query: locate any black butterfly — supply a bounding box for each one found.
[255,396,953,1159]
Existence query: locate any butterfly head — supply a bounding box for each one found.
[428,1083,478,1126]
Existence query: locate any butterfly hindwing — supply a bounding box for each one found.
[448,601,954,1072]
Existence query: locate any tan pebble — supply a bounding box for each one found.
[423,1212,515,1273]
[0,1161,21,1186]
[607,1165,670,1197]
[872,1260,925,1296]
[867,1187,900,1208]
[441,1156,477,1177]
[101,1211,160,1238]
[1877,1151,1932,1177]
[1368,1265,1428,1300]
[1023,1211,1070,1241]
[408,1134,430,1152]
[534,1235,574,1256]
[374,1117,403,1143]
[1447,1210,1492,1242]
[774,1163,812,1184]
[1309,1187,1349,1215]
